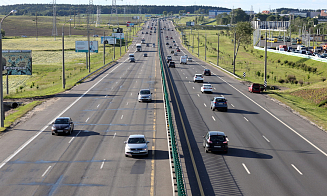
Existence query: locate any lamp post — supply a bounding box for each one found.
[62,19,73,89]
[0,10,17,127]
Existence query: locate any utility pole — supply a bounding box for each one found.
[197,31,199,57]
[233,32,236,74]
[103,31,106,65]
[264,30,267,89]
[205,34,207,61]
[120,34,122,56]
[217,33,219,66]
[192,33,194,53]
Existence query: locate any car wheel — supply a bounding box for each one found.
[225,108,228,112]
[52,132,55,135]
[55,133,59,136]
[125,154,128,157]
[145,153,149,157]
[205,147,209,153]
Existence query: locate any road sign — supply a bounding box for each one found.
[264,80,267,88]
[243,72,246,78]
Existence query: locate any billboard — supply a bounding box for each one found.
[132,16,140,20]
[2,50,32,75]
[112,33,124,39]
[186,22,195,26]
[101,36,116,44]
[75,41,98,53]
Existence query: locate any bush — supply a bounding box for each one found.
[284,60,288,64]
[277,59,281,63]
[322,77,326,82]
[299,80,304,86]
[278,79,285,83]
[287,75,297,84]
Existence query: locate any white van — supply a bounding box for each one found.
[180,56,187,64]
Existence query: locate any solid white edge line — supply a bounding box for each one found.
[100,159,105,169]
[242,163,251,174]
[216,74,327,157]
[0,59,127,169]
[263,135,270,143]
[291,164,303,175]
[42,166,52,177]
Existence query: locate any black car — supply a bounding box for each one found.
[52,117,74,135]
[203,131,228,153]
[204,69,211,76]
[169,46,172,48]
[166,42,169,45]
[168,61,175,68]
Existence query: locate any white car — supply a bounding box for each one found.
[124,134,149,157]
[201,84,213,93]
[193,74,203,83]
[187,57,193,62]
[138,89,152,102]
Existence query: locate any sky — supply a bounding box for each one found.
[0,0,326,13]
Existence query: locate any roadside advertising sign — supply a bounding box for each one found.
[2,50,32,75]
[112,33,124,39]
[101,36,116,44]
[75,41,98,53]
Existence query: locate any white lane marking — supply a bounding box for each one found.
[86,117,89,122]
[244,117,249,122]
[192,87,195,89]
[263,135,270,142]
[121,115,124,119]
[0,58,128,169]
[105,95,107,98]
[186,77,188,79]
[204,103,207,107]
[100,159,105,169]
[214,87,216,90]
[197,94,200,97]
[42,166,52,177]
[126,102,129,105]
[131,93,133,96]
[291,164,303,175]
[113,132,116,138]
[212,116,216,121]
[97,104,100,108]
[68,131,81,143]
[216,74,327,157]
[231,104,235,107]
[242,163,251,174]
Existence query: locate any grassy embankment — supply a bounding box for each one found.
[1,15,142,131]
[177,21,327,130]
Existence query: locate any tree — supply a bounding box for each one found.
[232,22,253,69]
[1,29,5,38]
[163,11,167,16]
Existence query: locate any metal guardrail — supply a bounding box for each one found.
[254,46,327,63]
[158,22,186,196]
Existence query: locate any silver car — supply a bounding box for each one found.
[124,134,149,157]
[138,89,152,102]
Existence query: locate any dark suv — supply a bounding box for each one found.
[203,131,228,153]
[210,97,228,112]
[168,61,175,68]
[203,69,211,76]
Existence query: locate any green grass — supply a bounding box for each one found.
[1,101,43,132]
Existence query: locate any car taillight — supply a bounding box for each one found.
[223,141,228,144]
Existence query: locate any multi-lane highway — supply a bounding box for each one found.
[0,21,173,196]
[160,19,327,196]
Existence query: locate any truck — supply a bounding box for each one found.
[136,44,142,52]
[279,45,287,51]
[180,56,187,64]
[141,38,145,44]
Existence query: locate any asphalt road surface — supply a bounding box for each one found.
[160,19,327,196]
[0,20,173,196]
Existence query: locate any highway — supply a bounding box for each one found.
[160,19,327,196]
[0,20,173,196]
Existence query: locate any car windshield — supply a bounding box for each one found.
[54,119,69,124]
[210,135,225,142]
[140,90,150,94]
[128,137,146,143]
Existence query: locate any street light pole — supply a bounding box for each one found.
[0,10,17,127]
[62,19,73,89]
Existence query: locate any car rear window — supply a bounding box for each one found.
[140,90,150,94]
[215,98,226,102]
[253,84,260,87]
[210,135,225,142]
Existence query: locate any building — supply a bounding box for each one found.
[262,10,270,14]
[209,10,231,18]
[321,10,327,17]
